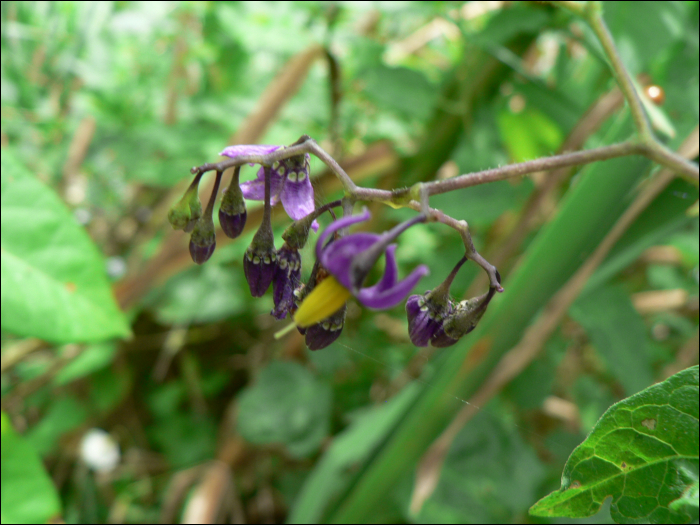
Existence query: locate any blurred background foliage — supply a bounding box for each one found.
[0,1,698,523]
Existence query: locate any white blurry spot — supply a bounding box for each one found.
[74,208,92,225]
[106,257,127,279]
[65,176,87,205]
[80,428,120,473]
[651,322,670,341]
[509,94,526,114]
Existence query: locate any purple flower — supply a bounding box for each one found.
[406,256,466,347]
[220,145,318,231]
[291,209,428,329]
[430,288,496,347]
[406,292,454,347]
[317,209,428,308]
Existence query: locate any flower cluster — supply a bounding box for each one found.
[170,141,502,350]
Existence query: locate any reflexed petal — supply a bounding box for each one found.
[356,264,429,310]
[316,209,372,260]
[220,144,281,162]
[319,233,380,289]
[358,244,398,295]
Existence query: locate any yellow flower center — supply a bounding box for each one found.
[294,276,351,328]
[273,276,351,340]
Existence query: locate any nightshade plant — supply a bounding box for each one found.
[169,136,505,350]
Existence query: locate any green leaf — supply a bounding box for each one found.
[0,151,130,343]
[411,408,546,524]
[25,396,89,457]
[289,383,420,523]
[498,106,563,163]
[570,286,654,396]
[360,65,437,120]
[237,362,332,459]
[530,365,699,524]
[1,412,62,524]
[53,343,117,386]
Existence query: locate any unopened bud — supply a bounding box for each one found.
[219,167,247,239]
[168,183,202,232]
[189,214,216,264]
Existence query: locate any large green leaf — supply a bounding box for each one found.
[1,412,62,524]
[530,365,699,524]
[237,361,332,459]
[0,151,130,343]
[570,286,654,396]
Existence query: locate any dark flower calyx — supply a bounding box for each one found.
[305,303,346,350]
[271,244,302,319]
[189,215,216,264]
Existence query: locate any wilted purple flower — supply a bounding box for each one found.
[291,209,428,329]
[406,293,455,347]
[220,144,318,230]
[430,288,496,347]
[272,243,302,319]
[406,257,466,347]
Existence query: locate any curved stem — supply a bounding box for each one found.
[585,7,653,140]
[205,171,223,217]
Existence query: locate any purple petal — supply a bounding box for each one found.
[240,175,284,206]
[272,247,302,319]
[319,233,380,290]
[430,326,459,348]
[406,294,442,347]
[359,244,398,295]
[316,209,372,260]
[280,175,315,219]
[356,264,429,310]
[219,144,281,162]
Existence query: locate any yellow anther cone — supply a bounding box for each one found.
[293,276,351,328]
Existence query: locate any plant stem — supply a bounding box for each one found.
[585,7,653,141]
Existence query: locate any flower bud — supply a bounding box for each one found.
[305,303,346,350]
[168,183,202,232]
[271,243,302,319]
[189,214,216,264]
[244,221,278,297]
[219,167,247,239]
[430,288,496,347]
